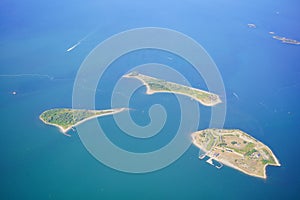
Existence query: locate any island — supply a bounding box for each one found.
[247,23,256,28]
[272,35,300,45]
[123,71,222,106]
[192,129,280,179]
[39,108,127,136]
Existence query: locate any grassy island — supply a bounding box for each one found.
[40,108,126,136]
[192,129,280,179]
[123,71,222,106]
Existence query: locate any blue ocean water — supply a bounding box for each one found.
[1,0,300,199]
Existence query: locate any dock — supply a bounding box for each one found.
[205,157,223,169]
[206,157,214,165]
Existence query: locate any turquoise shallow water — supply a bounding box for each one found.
[1,0,300,199]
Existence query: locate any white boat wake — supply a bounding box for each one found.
[66,31,95,52]
[66,42,81,52]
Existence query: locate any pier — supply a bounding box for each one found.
[205,157,223,169]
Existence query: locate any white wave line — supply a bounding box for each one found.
[233,92,239,100]
[0,73,53,79]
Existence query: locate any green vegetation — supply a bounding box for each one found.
[262,148,276,164]
[206,133,215,150]
[226,142,255,155]
[218,142,227,147]
[124,71,222,106]
[245,149,258,156]
[192,129,280,179]
[40,108,121,132]
[228,147,244,154]
[262,159,269,165]
[244,142,255,153]
[148,82,171,91]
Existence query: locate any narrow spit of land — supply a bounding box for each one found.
[40,108,127,136]
[123,71,222,106]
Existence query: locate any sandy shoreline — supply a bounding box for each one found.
[40,108,127,136]
[191,133,280,179]
[124,74,222,106]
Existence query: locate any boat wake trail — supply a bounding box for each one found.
[0,74,54,79]
[66,31,96,52]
